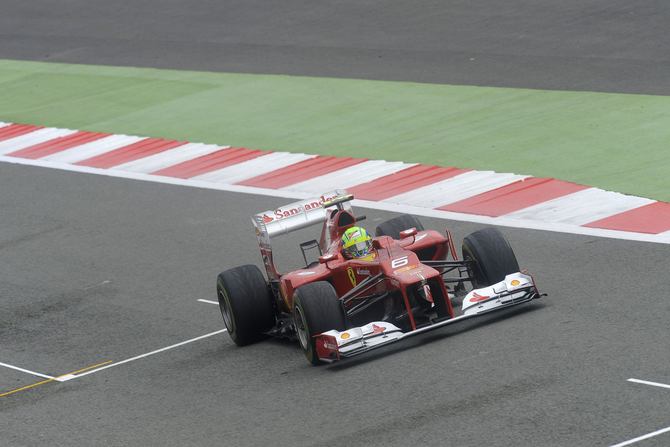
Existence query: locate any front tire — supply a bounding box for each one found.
[292,282,346,365]
[216,265,275,346]
[462,227,520,287]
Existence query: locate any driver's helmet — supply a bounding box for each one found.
[341,227,375,260]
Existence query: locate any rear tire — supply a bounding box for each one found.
[462,227,520,288]
[376,214,436,260]
[375,214,425,239]
[292,282,346,365]
[216,265,275,346]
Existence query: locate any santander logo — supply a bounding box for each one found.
[271,195,338,220]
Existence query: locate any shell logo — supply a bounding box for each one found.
[341,333,350,339]
[511,280,520,286]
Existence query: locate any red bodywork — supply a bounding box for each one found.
[275,207,457,330]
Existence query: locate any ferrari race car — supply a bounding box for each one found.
[216,190,543,365]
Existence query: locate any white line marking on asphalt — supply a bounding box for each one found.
[197,299,219,305]
[628,378,670,390]
[56,329,227,382]
[0,361,54,379]
[83,280,110,290]
[608,379,670,446]
[610,426,670,447]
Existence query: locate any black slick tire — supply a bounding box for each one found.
[292,281,346,365]
[376,214,436,260]
[375,214,425,239]
[216,265,275,346]
[462,227,520,288]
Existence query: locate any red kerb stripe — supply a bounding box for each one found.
[7,131,112,159]
[151,148,272,179]
[348,165,471,201]
[237,156,367,189]
[583,202,670,234]
[74,138,188,169]
[437,177,590,217]
[0,124,45,142]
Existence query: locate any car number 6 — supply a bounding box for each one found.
[391,256,409,268]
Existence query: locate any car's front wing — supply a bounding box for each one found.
[315,272,543,363]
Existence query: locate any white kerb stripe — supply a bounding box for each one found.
[113,142,227,173]
[503,188,656,226]
[0,127,79,155]
[281,160,416,195]
[40,134,148,163]
[0,122,12,129]
[384,170,530,209]
[192,152,318,183]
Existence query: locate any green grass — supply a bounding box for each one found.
[1,59,669,201]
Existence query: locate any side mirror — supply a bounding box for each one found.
[318,253,335,263]
[399,227,418,239]
[300,239,321,268]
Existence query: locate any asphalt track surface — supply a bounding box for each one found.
[2,2,670,446]
[2,0,669,95]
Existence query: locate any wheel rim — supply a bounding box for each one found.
[294,304,309,350]
[218,289,234,333]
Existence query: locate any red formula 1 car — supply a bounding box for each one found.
[216,191,543,365]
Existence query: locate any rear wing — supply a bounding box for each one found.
[251,189,350,280]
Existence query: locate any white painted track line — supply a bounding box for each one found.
[384,170,530,208]
[628,378,670,389]
[56,329,227,382]
[503,188,656,226]
[607,379,670,446]
[193,151,317,183]
[0,128,79,155]
[0,361,54,380]
[610,426,670,447]
[41,134,148,163]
